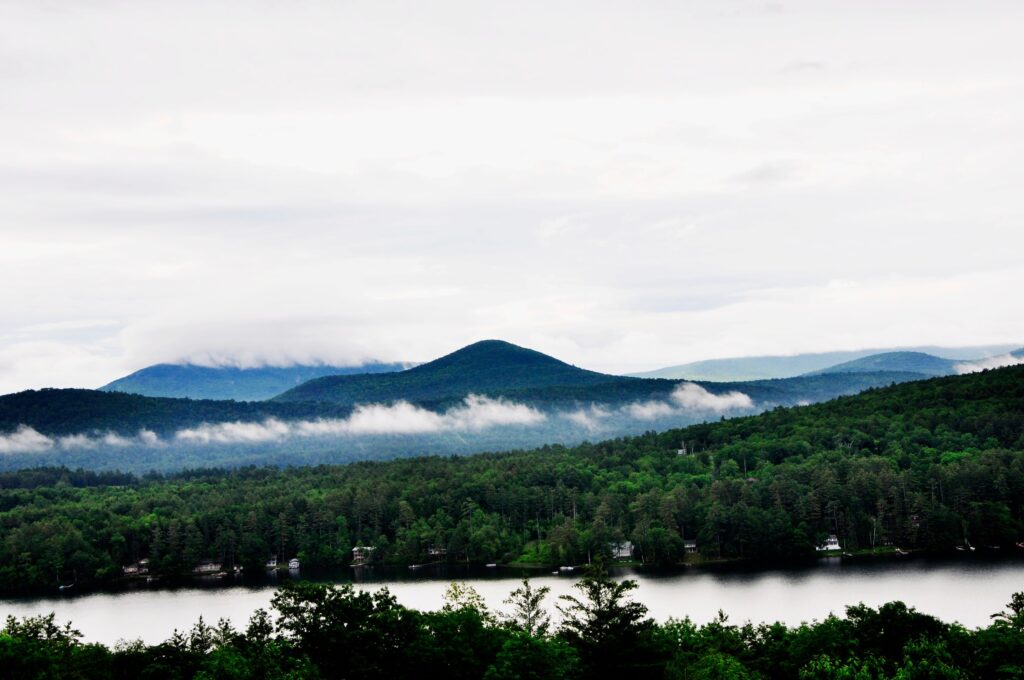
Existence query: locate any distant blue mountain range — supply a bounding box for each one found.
[100,362,410,401]
[803,351,957,377]
[629,344,1020,381]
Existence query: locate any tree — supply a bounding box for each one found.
[502,577,551,636]
[557,569,661,678]
[271,582,422,679]
[484,633,580,680]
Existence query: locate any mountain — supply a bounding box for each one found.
[805,351,957,377]
[100,362,410,401]
[0,372,922,444]
[270,338,911,408]
[272,339,623,405]
[0,338,931,473]
[629,344,1020,381]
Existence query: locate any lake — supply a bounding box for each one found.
[2,556,1022,646]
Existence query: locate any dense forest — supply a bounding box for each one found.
[0,366,1022,594]
[3,574,1024,679]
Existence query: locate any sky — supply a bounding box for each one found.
[1,0,1022,394]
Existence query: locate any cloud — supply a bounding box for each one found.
[625,383,753,421]
[625,400,677,421]
[176,419,292,444]
[57,433,96,449]
[1,2,1023,394]
[954,353,1024,374]
[670,382,753,411]
[175,394,546,444]
[0,427,165,454]
[0,426,54,454]
[562,405,612,431]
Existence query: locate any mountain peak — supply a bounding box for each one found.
[272,340,613,405]
[424,340,571,370]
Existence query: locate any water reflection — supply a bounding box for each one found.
[2,556,1021,646]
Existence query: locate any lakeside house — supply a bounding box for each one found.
[122,559,150,576]
[352,546,375,566]
[288,558,300,570]
[683,540,698,554]
[192,560,223,574]
[427,546,447,557]
[611,541,634,560]
[265,556,278,569]
[816,535,842,552]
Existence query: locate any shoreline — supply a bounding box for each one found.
[5,548,1021,603]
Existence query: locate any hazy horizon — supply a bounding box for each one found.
[60,339,1024,392]
[2,0,1023,393]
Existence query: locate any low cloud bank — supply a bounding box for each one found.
[671,382,753,411]
[954,353,1024,374]
[562,405,612,431]
[0,426,54,454]
[176,394,545,444]
[563,382,753,428]
[1,395,543,453]
[623,382,753,422]
[0,426,159,454]
[1,386,751,454]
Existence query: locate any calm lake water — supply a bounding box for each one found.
[2,557,1022,646]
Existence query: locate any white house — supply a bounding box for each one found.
[193,560,223,574]
[122,559,150,575]
[611,541,633,559]
[288,558,300,570]
[816,534,842,551]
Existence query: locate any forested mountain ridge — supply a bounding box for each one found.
[409,370,928,411]
[1,365,1022,595]
[100,361,410,401]
[270,339,926,408]
[271,339,625,404]
[0,370,922,440]
[0,389,352,436]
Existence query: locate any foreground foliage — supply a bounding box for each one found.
[2,575,1023,679]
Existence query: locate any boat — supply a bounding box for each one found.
[485,563,497,568]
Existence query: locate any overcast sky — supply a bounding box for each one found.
[1,0,1022,393]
